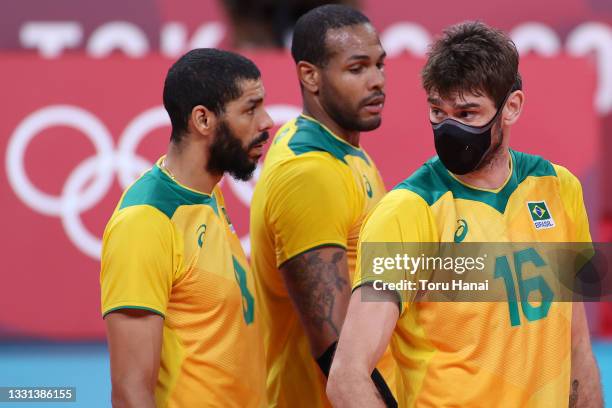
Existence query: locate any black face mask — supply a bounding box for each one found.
[431,91,512,175]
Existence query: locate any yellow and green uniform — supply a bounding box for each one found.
[354,149,591,407]
[250,114,394,407]
[100,157,265,408]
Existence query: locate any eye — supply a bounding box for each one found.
[348,65,364,74]
[431,108,442,116]
[246,107,255,115]
[459,111,475,119]
[376,62,385,70]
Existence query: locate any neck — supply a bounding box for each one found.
[303,98,360,147]
[455,147,511,190]
[163,137,221,195]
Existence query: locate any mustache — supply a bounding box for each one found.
[359,91,386,107]
[248,131,270,149]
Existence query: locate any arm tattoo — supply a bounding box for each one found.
[283,249,348,336]
[568,379,579,408]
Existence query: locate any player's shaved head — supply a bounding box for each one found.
[422,21,522,107]
[291,4,371,67]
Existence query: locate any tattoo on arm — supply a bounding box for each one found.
[568,379,579,408]
[283,249,348,337]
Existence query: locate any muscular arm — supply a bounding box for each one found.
[279,237,396,406]
[105,309,163,408]
[569,302,602,407]
[280,246,349,358]
[327,285,399,408]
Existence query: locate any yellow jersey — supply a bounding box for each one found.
[250,114,393,407]
[354,150,591,407]
[100,157,265,407]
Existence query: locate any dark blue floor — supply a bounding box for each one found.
[1,341,611,407]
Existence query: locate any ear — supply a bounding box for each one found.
[502,90,524,126]
[296,61,320,94]
[190,105,217,138]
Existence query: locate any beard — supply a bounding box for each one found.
[207,119,269,181]
[319,79,383,133]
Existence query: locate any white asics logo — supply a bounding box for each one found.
[6,104,300,260]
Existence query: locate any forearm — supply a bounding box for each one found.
[327,286,400,407]
[570,339,602,407]
[281,247,350,357]
[327,362,385,408]
[111,382,156,408]
[570,302,602,407]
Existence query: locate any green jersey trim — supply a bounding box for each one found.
[287,116,371,165]
[119,164,219,218]
[102,305,165,318]
[394,150,557,214]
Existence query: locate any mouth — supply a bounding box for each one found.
[250,141,266,151]
[249,132,270,151]
[248,137,269,160]
[362,94,385,114]
[248,150,263,161]
[250,146,264,158]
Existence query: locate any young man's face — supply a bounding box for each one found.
[318,23,387,132]
[207,78,273,181]
[427,90,507,173]
[427,91,498,127]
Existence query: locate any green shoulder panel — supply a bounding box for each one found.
[393,157,450,206]
[513,149,557,182]
[393,150,557,214]
[119,165,219,219]
[287,116,370,165]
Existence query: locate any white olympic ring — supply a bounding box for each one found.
[6,103,301,260]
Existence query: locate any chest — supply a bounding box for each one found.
[405,177,575,345]
[167,204,254,324]
[433,177,572,243]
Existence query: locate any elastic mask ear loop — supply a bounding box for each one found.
[471,79,520,169]
[486,75,522,127]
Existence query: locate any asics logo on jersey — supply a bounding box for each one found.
[527,201,556,230]
[363,175,373,198]
[454,219,468,242]
[197,224,207,248]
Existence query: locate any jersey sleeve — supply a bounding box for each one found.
[554,164,592,242]
[100,205,179,317]
[353,189,438,315]
[266,155,357,267]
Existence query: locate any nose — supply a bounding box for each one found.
[369,66,385,91]
[260,109,274,132]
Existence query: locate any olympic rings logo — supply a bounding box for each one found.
[6,104,301,260]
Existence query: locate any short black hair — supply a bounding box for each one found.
[291,4,371,67]
[163,48,261,143]
[421,21,522,108]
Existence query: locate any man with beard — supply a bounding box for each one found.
[250,5,396,407]
[100,48,273,408]
[327,22,602,407]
